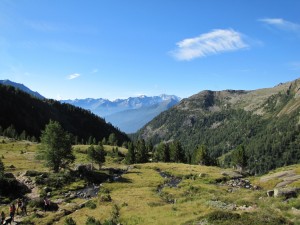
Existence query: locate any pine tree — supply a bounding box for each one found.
[125,142,135,164]
[38,120,75,173]
[87,144,106,169]
[155,142,170,162]
[232,145,247,171]
[136,139,148,163]
[192,145,212,166]
[170,141,185,163]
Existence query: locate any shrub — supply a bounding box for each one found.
[207,210,240,222]
[99,193,111,202]
[85,200,97,209]
[64,217,76,225]
[85,216,101,225]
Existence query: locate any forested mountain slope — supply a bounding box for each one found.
[0,84,129,144]
[136,78,300,174]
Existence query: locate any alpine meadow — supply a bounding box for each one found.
[1,1,300,225]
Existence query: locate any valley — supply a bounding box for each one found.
[0,137,299,225]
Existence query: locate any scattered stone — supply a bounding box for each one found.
[226,178,255,189]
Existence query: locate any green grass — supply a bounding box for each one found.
[0,138,299,225]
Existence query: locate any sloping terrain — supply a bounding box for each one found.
[136,78,300,174]
[0,84,129,144]
[0,79,45,99]
[0,138,299,225]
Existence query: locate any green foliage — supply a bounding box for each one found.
[154,142,170,162]
[169,141,185,163]
[87,144,106,169]
[125,142,135,164]
[110,204,120,224]
[192,145,215,166]
[207,210,241,222]
[38,120,75,173]
[85,200,97,209]
[0,84,130,144]
[231,145,247,170]
[136,85,300,174]
[85,216,101,225]
[35,171,76,189]
[135,139,148,163]
[64,217,77,225]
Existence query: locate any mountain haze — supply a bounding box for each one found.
[62,95,181,133]
[136,78,300,174]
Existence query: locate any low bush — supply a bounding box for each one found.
[85,200,97,209]
[64,217,77,225]
[85,216,101,225]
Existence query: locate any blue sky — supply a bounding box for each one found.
[0,0,299,100]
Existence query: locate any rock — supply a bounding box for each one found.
[267,190,274,197]
[274,188,299,199]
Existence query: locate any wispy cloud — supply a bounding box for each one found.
[259,18,300,33]
[67,73,80,80]
[91,68,98,74]
[170,29,248,61]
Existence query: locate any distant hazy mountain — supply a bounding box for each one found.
[0,79,45,99]
[62,95,181,133]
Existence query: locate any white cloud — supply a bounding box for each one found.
[259,18,300,33]
[170,29,248,61]
[67,73,80,80]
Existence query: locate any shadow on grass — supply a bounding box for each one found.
[114,176,132,183]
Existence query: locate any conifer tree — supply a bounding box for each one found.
[136,139,148,163]
[170,141,185,163]
[125,142,135,164]
[38,120,75,173]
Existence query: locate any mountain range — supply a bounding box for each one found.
[136,78,300,174]
[0,79,181,133]
[62,95,181,133]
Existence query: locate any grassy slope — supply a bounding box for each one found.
[0,138,299,225]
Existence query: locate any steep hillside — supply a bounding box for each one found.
[62,95,181,133]
[137,78,300,174]
[0,79,45,99]
[0,84,129,144]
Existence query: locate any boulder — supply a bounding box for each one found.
[274,188,299,199]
